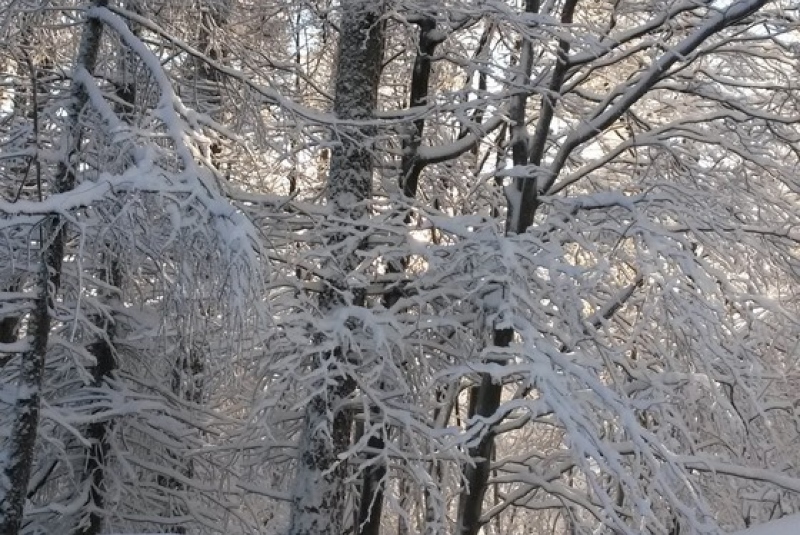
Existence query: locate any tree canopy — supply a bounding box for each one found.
[0,1,799,534]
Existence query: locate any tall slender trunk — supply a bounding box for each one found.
[77,257,121,535]
[74,6,143,530]
[0,5,106,534]
[288,3,385,535]
[454,1,542,533]
[196,0,230,173]
[454,2,580,533]
[399,17,444,199]
[455,0,537,531]
[1,26,51,364]
[354,17,443,535]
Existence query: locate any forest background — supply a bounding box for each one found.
[1,1,799,534]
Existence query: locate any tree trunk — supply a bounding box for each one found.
[196,0,230,173]
[0,5,106,534]
[399,17,444,199]
[288,3,385,535]
[0,282,21,350]
[456,1,541,534]
[354,16,443,535]
[74,6,142,529]
[77,268,120,535]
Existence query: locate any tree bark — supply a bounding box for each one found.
[0,5,106,534]
[454,3,539,535]
[399,17,445,199]
[288,3,385,535]
[354,17,443,535]
[77,267,120,535]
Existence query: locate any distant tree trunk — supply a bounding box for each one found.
[287,2,385,535]
[196,0,230,173]
[0,287,20,346]
[155,4,230,530]
[356,430,387,535]
[1,26,50,364]
[0,246,50,535]
[399,16,444,199]
[354,16,443,535]
[455,0,575,533]
[76,256,121,535]
[455,4,539,535]
[0,5,106,535]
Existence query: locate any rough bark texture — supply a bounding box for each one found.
[288,3,385,535]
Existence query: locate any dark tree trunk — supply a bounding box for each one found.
[0,5,106,534]
[355,16,444,535]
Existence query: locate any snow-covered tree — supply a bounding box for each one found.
[1,3,261,534]
[1,1,799,534]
